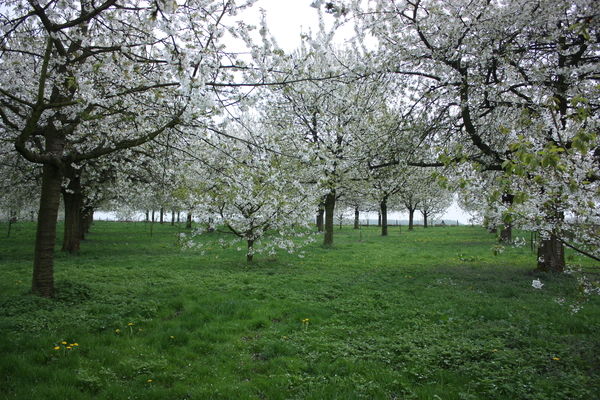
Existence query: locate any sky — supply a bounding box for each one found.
[238,0,353,51]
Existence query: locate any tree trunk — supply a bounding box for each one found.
[408,208,415,231]
[186,212,192,229]
[247,239,254,262]
[7,218,14,238]
[537,234,565,273]
[422,211,429,228]
[316,204,324,232]
[380,198,388,236]
[500,224,512,242]
[323,191,335,246]
[80,207,94,240]
[159,207,164,224]
[171,210,175,226]
[151,210,155,222]
[61,164,83,253]
[354,206,360,229]
[378,212,381,227]
[32,162,63,298]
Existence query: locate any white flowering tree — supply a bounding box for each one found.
[344,0,600,272]
[179,122,316,262]
[0,0,269,297]
[261,30,391,246]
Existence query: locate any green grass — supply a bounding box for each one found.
[0,221,599,399]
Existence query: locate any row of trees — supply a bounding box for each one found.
[1,0,598,297]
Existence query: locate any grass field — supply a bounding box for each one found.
[0,221,599,399]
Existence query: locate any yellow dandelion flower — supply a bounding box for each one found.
[66,346,71,349]
[54,346,60,350]
[61,341,67,345]
[73,343,78,346]
[147,379,152,383]
[128,323,133,326]
[115,329,120,333]
[170,336,174,339]
[553,357,559,360]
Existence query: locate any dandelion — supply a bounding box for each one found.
[61,341,67,345]
[302,319,309,330]
[128,323,133,326]
[54,346,60,350]
[170,336,174,339]
[115,329,120,333]
[147,379,152,383]
[553,357,560,360]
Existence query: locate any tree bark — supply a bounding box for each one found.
[422,211,429,228]
[408,208,415,231]
[80,207,94,240]
[500,225,512,242]
[354,206,360,229]
[32,162,63,298]
[316,203,324,232]
[247,239,254,262]
[159,207,164,224]
[380,198,388,236]
[536,234,565,273]
[323,191,335,246]
[186,212,192,229]
[61,164,83,253]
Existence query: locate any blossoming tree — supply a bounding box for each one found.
[344,0,600,272]
[0,0,265,297]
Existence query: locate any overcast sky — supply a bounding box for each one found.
[239,0,352,51]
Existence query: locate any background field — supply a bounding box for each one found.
[1,221,599,399]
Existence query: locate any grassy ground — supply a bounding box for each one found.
[0,221,599,399]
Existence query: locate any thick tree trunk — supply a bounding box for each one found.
[186,212,192,229]
[354,206,360,229]
[32,162,63,298]
[380,198,388,236]
[81,207,94,240]
[408,208,415,231]
[500,225,512,242]
[537,234,565,273]
[171,210,175,226]
[61,165,83,253]
[423,211,429,228]
[323,191,335,246]
[159,207,164,224]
